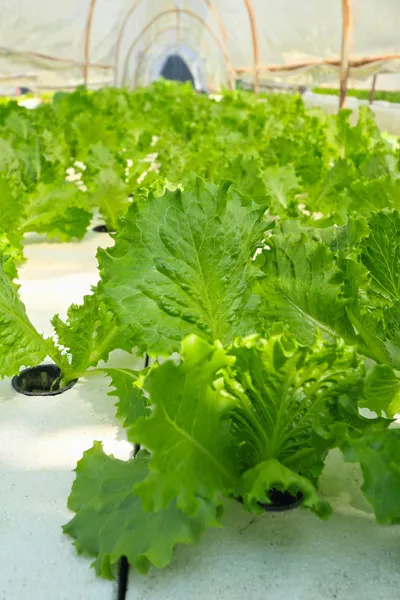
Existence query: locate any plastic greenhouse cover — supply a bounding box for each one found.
[0,0,400,89]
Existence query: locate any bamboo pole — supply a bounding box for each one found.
[0,45,111,70]
[176,8,181,44]
[243,0,259,94]
[83,0,97,85]
[369,74,377,104]
[5,49,400,78]
[233,52,400,74]
[205,0,227,41]
[114,0,141,85]
[121,9,233,89]
[339,0,352,109]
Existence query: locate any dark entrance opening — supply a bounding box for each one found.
[160,54,194,86]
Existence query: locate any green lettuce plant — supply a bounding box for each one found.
[60,180,400,578]
[64,330,400,578]
[0,261,128,384]
[1,82,396,249]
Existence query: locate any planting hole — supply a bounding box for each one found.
[92,224,116,234]
[237,488,304,513]
[260,488,304,512]
[12,364,77,397]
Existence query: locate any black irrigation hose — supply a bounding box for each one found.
[116,353,149,598]
[132,353,149,458]
[117,556,129,600]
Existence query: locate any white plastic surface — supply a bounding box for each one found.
[303,91,400,135]
[0,232,140,600]
[18,98,42,109]
[126,450,400,600]
[1,233,400,600]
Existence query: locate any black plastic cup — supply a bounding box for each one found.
[237,489,304,513]
[92,224,116,234]
[11,364,77,397]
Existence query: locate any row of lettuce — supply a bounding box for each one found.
[1,82,400,578]
[1,79,400,262]
[3,176,400,578]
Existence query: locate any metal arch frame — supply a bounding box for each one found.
[121,9,233,89]
[133,25,210,89]
[113,0,227,85]
[243,0,259,94]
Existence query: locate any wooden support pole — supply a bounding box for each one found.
[234,54,400,74]
[243,0,259,94]
[176,8,181,44]
[369,74,377,104]
[339,0,352,109]
[83,0,97,86]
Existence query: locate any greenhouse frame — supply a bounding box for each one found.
[1,2,400,600]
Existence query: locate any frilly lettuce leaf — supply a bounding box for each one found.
[225,334,363,482]
[105,367,149,427]
[235,459,331,517]
[224,154,268,205]
[0,255,55,377]
[131,332,363,519]
[89,168,131,232]
[362,364,400,418]
[346,177,400,215]
[52,290,132,379]
[346,211,400,366]
[257,226,356,346]
[260,163,301,212]
[360,210,400,304]
[303,159,353,223]
[341,428,400,524]
[21,182,92,240]
[131,335,238,514]
[257,213,400,367]
[64,443,221,578]
[0,230,24,279]
[0,139,25,240]
[98,178,266,356]
[2,113,70,189]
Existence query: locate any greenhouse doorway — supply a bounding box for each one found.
[160,54,195,86]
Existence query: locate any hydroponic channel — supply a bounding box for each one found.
[0,233,398,600]
[1,82,400,599]
[0,232,140,600]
